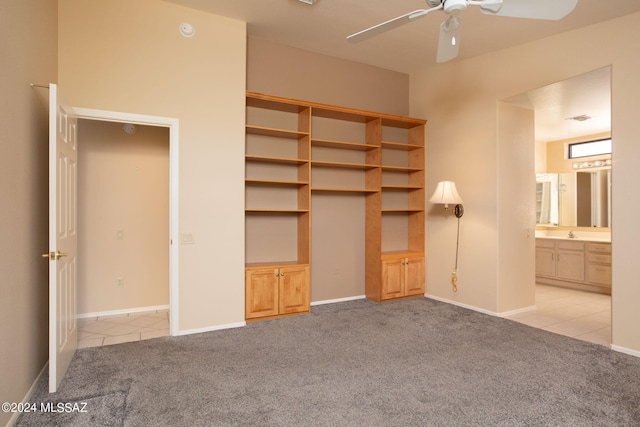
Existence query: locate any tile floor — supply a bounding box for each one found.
[78,309,170,349]
[506,284,611,347]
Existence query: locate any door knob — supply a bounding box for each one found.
[41,251,68,260]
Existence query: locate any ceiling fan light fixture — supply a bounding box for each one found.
[444,0,468,15]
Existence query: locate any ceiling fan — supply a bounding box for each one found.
[346,0,579,63]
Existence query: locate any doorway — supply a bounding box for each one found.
[504,67,612,346]
[73,108,180,339]
[76,120,170,347]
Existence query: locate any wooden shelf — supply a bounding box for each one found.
[381,165,423,172]
[245,155,308,165]
[381,141,423,150]
[312,160,379,170]
[245,208,310,213]
[381,208,424,213]
[245,260,308,269]
[246,179,309,186]
[312,138,378,151]
[312,187,379,193]
[381,250,424,258]
[246,125,309,139]
[381,185,424,190]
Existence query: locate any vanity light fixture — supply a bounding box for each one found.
[572,159,612,169]
[429,181,464,292]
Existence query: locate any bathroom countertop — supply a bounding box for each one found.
[535,235,611,243]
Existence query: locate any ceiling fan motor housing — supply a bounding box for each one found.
[443,0,468,14]
[427,0,443,7]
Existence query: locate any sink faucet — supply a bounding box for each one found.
[568,230,575,238]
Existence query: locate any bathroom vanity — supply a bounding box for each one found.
[535,234,611,295]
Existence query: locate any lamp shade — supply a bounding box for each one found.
[428,181,463,206]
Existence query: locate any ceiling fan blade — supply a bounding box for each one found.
[479,0,578,20]
[437,15,462,63]
[347,5,443,43]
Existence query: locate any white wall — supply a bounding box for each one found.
[411,12,640,353]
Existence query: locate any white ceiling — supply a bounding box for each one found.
[164,0,634,141]
[505,66,611,143]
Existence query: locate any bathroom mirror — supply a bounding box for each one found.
[536,170,611,228]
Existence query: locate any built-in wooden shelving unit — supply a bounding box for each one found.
[245,92,427,319]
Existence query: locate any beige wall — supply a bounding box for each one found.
[0,0,57,423]
[411,12,640,353]
[248,36,409,116]
[59,0,247,332]
[247,38,411,302]
[78,120,169,314]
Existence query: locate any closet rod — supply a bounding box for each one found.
[30,83,50,89]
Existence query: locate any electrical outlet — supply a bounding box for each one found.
[116,277,124,287]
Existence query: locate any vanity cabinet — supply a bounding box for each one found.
[535,238,610,294]
[245,264,310,320]
[586,243,611,287]
[377,253,425,301]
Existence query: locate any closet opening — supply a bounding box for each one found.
[72,108,180,346]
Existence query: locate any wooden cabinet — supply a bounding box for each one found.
[586,243,611,287]
[535,240,556,277]
[378,253,425,301]
[557,241,585,282]
[535,238,610,294]
[245,92,427,316]
[245,264,310,320]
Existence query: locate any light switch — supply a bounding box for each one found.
[181,233,194,244]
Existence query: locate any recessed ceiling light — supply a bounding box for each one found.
[298,0,317,4]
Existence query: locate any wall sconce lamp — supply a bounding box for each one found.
[428,181,464,218]
[429,181,464,292]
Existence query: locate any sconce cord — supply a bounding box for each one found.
[451,215,461,292]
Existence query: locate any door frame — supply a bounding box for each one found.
[74,107,179,335]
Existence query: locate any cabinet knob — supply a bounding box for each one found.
[280,272,285,277]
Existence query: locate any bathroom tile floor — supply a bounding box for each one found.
[77,309,170,349]
[507,284,611,347]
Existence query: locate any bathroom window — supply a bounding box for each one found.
[568,138,611,159]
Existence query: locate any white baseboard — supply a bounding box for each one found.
[311,295,366,306]
[498,305,537,318]
[7,362,48,427]
[77,304,170,319]
[425,294,500,317]
[611,344,640,358]
[425,294,537,319]
[173,321,246,337]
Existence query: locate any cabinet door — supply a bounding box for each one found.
[381,257,404,300]
[535,248,556,277]
[405,257,425,296]
[587,264,611,287]
[557,250,585,282]
[245,268,280,319]
[279,265,310,315]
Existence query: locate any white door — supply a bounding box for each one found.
[46,83,78,393]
